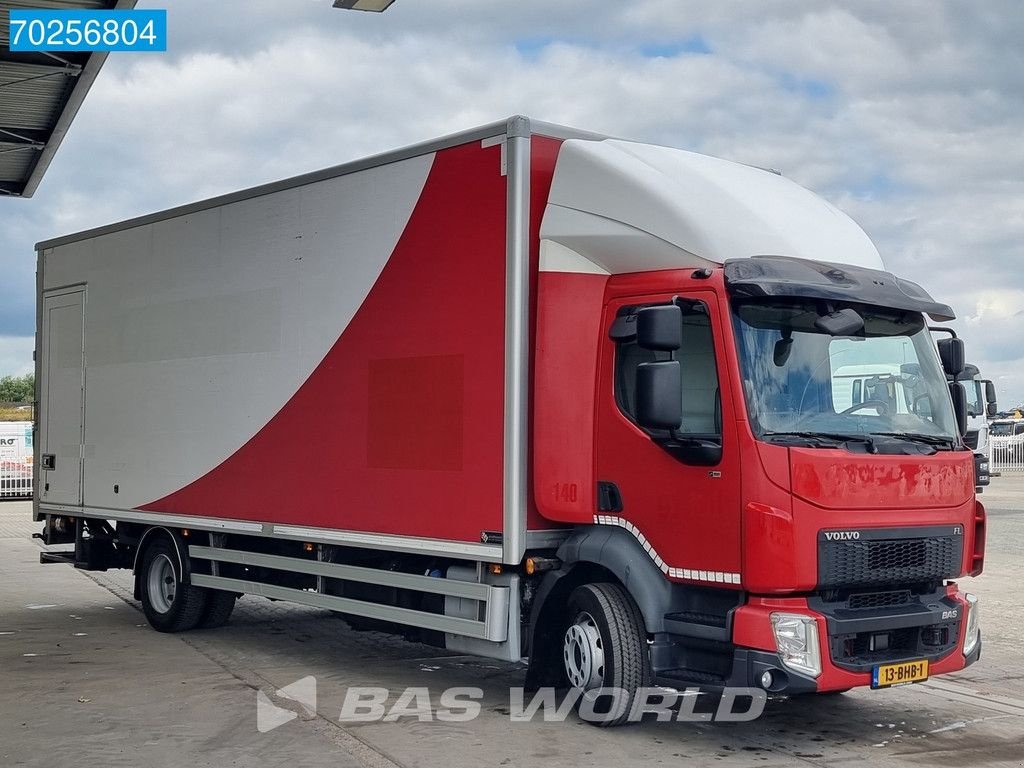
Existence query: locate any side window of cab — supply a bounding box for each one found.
[612,300,721,437]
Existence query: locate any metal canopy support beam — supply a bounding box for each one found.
[0,57,83,75]
[0,126,47,147]
[333,0,397,11]
[0,144,43,155]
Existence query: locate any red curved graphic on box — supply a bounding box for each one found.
[141,142,508,542]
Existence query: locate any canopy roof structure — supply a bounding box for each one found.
[0,0,135,198]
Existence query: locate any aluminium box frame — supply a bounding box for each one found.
[34,116,604,565]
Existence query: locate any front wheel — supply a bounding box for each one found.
[563,583,651,727]
[139,538,208,632]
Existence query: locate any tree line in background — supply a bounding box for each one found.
[0,374,34,404]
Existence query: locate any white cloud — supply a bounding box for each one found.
[0,0,1021,404]
[0,337,34,378]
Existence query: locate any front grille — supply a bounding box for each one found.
[847,590,913,610]
[818,528,962,589]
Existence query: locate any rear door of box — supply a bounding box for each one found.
[39,287,85,505]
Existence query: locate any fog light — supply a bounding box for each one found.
[963,593,980,656]
[760,670,774,689]
[770,613,822,678]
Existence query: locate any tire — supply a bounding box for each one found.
[198,590,237,629]
[563,582,651,727]
[139,538,208,633]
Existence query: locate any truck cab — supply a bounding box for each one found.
[529,137,984,712]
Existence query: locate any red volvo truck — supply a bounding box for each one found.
[34,117,984,724]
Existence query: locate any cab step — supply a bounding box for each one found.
[664,611,730,641]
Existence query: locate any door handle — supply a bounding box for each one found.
[597,481,623,513]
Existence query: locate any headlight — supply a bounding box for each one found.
[770,613,822,678]
[962,593,980,656]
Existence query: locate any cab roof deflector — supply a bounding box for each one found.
[724,255,956,322]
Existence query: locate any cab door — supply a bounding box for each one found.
[594,289,742,585]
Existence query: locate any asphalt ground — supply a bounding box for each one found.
[2,479,1023,767]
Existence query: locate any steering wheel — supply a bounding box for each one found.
[841,400,890,416]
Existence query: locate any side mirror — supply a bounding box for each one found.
[636,361,682,430]
[987,402,998,418]
[637,305,682,351]
[983,379,997,405]
[937,338,965,377]
[948,382,968,436]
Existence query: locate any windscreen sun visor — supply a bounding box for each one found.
[724,255,955,322]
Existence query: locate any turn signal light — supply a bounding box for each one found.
[524,556,560,575]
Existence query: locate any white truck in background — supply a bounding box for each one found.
[832,364,916,416]
[953,365,996,490]
[957,364,996,463]
[928,328,995,491]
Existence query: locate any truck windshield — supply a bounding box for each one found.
[962,379,983,417]
[732,299,958,443]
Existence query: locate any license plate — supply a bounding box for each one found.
[872,659,929,689]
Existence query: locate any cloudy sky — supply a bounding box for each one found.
[2,0,1022,403]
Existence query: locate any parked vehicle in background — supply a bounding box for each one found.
[0,421,33,498]
[956,364,997,489]
[929,330,997,491]
[33,117,984,725]
[990,419,1024,441]
[831,363,946,420]
[990,418,1024,470]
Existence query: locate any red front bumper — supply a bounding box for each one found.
[731,584,978,693]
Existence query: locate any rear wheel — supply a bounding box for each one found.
[563,583,651,727]
[139,538,207,632]
[198,590,237,629]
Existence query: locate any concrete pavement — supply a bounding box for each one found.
[2,480,1024,767]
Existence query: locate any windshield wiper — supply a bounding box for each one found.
[762,431,877,449]
[872,432,956,448]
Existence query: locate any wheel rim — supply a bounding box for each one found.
[563,611,605,689]
[148,554,177,614]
